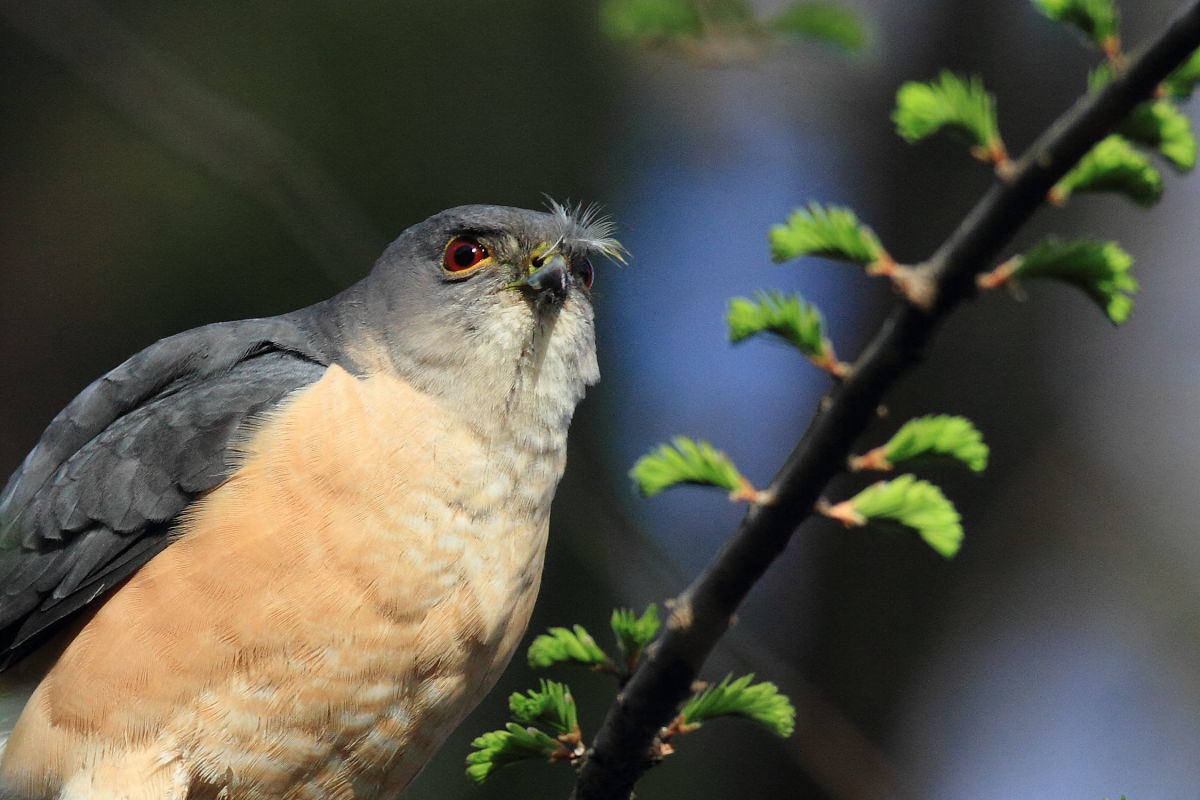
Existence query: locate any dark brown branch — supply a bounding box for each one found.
[572,3,1200,798]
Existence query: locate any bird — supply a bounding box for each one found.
[0,202,622,799]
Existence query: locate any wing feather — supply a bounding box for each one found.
[0,314,334,668]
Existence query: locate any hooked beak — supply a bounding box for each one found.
[514,253,570,298]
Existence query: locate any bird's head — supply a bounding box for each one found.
[341,202,624,435]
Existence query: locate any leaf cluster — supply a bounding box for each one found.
[467,680,584,782]
[469,605,795,782]
[1120,99,1197,172]
[1012,239,1137,324]
[525,606,661,674]
[877,415,989,473]
[612,605,661,669]
[1091,67,1197,172]
[727,291,828,361]
[466,723,563,784]
[629,437,747,498]
[1166,48,1200,99]
[509,679,579,736]
[1052,134,1163,207]
[848,475,964,558]
[893,71,1001,154]
[769,202,885,266]
[973,19,1200,328]
[678,674,796,737]
[527,625,611,670]
[837,416,985,556]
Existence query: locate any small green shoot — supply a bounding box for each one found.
[1165,47,1200,99]
[1090,70,1196,171]
[851,415,988,473]
[599,0,702,44]
[893,72,1008,170]
[509,680,580,738]
[676,674,796,737]
[767,2,868,53]
[527,625,613,670]
[1031,0,1120,59]
[611,605,661,671]
[769,202,887,267]
[1049,135,1163,207]
[727,291,849,378]
[770,203,934,307]
[1032,0,1113,57]
[1088,63,1115,92]
[820,474,963,557]
[1120,100,1196,172]
[466,723,566,783]
[980,239,1137,324]
[630,437,761,502]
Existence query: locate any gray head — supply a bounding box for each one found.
[328,202,623,438]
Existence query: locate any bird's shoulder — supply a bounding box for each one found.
[0,313,336,668]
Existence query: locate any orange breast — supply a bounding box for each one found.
[1,365,560,798]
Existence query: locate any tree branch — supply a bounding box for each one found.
[571,3,1200,798]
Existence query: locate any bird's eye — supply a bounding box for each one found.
[577,257,594,289]
[443,237,489,273]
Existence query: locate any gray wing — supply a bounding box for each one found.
[0,316,333,669]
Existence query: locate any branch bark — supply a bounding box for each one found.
[571,3,1200,798]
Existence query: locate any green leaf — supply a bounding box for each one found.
[766,2,868,53]
[893,71,1002,156]
[769,203,886,266]
[1089,69,1196,171]
[1051,135,1163,207]
[466,722,562,783]
[1120,99,1196,172]
[630,437,748,498]
[727,291,827,358]
[611,605,661,668]
[879,415,989,473]
[679,673,796,737]
[1031,0,1118,48]
[1011,238,1137,324]
[1087,63,1115,92]
[527,625,612,669]
[508,679,579,736]
[599,0,702,43]
[845,475,964,557]
[1165,47,1200,99]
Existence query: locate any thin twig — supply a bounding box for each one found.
[571,3,1200,798]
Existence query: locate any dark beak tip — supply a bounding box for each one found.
[526,256,570,296]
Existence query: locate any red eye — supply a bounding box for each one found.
[578,258,594,289]
[443,237,488,272]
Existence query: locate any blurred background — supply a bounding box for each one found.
[3,0,1200,797]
